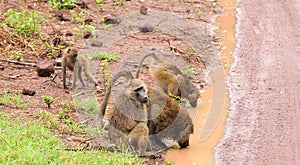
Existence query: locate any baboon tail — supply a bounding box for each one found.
[136,52,158,78]
[99,70,134,118]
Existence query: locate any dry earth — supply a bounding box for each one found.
[0,0,221,164]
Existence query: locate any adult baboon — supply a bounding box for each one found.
[146,85,194,150]
[100,70,194,154]
[99,70,149,155]
[136,53,200,107]
[62,47,99,89]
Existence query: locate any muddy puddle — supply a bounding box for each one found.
[165,0,236,164]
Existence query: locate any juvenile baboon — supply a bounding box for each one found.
[99,70,149,155]
[136,53,200,107]
[62,47,99,89]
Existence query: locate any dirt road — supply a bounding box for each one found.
[216,0,300,164]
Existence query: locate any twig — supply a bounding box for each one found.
[78,137,96,146]
[0,59,36,67]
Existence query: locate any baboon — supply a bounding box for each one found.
[146,85,194,150]
[99,70,149,156]
[100,70,193,154]
[62,47,99,89]
[136,53,200,107]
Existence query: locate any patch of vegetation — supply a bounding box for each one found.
[73,97,99,114]
[184,47,196,58]
[2,7,44,38]
[96,0,104,10]
[197,9,203,18]
[85,51,120,86]
[0,114,144,164]
[70,10,85,24]
[74,24,98,37]
[99,17,105,23]
[104,24,112,30]
[10,50,24,61]
[165,160,175,165]
[101,59,113,86]
[169,93,182,104]
[42,95,54,108]
[0,90,30,109]
[181,65,196,79]
[39,109,85,134]
[87,51,121,61]
[48,0,77,9]
[114,0,125,5]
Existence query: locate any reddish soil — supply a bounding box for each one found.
[0,0,220,164]
[216,0,300,164]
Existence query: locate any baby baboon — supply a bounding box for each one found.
[136,53,200,107]
[62,47,99,89]
[99,70,149,155]
[146,86,194,150]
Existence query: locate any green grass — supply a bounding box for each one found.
[87,51,121,61]
[0,114,144,164]
[181,65,196,79]
[48,0,77,9]
[0,90,30,109]
[2,8,44,38]
[73,97,99,115]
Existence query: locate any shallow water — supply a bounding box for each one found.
[165,0,236,164]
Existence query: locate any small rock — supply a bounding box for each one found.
[55,57,62,67]
[84,18,93,25]
[55,10,70,22]
[22,88,36,96]
[104,14,121,25]
[75,1,88,9]
[140,5,148,15]
[36,61,55,77]
[139,23,154,33]
[83,31,92,39]
[65,31,73,36]
[91,41,103,47]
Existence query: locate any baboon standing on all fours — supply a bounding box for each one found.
[99,70,150,156]
[61,47,99,89]
[136,53,200,108]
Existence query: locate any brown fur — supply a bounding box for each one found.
[136,53,200,107]
[146,86,194,149]
[99,71,149,156]
[62,47,98,89]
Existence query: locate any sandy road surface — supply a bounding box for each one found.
[216,0,300,164]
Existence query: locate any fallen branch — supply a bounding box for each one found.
[0,59,37,67]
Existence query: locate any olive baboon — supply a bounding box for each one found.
[100,70,194,154]
[99,70,149,155]
[136,53,200,107]
[146,85,194,149]
[62,47,99,89]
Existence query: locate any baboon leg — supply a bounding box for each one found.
[72,65,79,90]
[178,133,190,148]
[83,62,98,87]
[78,66,85,87]
[128,122,148,156]
[62,67,67,89]
[149,135,168,151]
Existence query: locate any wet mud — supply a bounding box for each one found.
[165,0,236,164]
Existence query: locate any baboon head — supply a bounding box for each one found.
[178,75,200,108]
[66,47,78,63]
[187,90,200,108]
[129,79,148,104]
